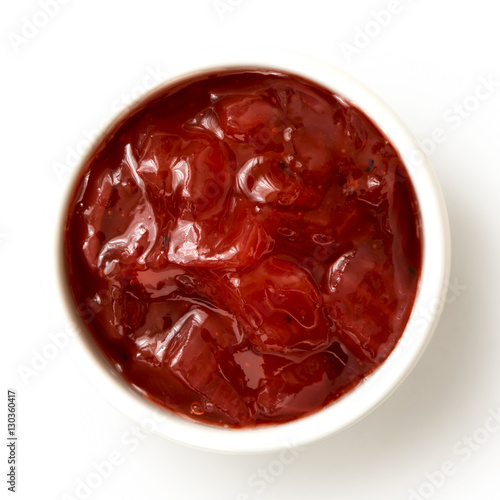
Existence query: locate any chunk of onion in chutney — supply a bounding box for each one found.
[64,70,422,428]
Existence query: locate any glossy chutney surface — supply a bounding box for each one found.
[64,70,422,427]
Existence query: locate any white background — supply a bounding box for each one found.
[2,1,500,499]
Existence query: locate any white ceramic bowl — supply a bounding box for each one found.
[58,47,450,454]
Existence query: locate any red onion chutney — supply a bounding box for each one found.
[64,70,422,427]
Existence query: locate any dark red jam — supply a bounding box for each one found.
[64,70,422,428]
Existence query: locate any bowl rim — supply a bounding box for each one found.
[58,46,451,454]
